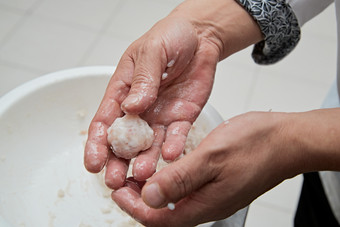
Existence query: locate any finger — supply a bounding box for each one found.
[112,185,213,226]
[104,152,130,190]
[121,39,167,115]
[162,121,192,162]
[112,186,173,226]
[84,99,122,173]
[124,177,146,194]
[141,150,214,209]
[133,125,166,181]
[84,58,133,173]
[111,186,151,224]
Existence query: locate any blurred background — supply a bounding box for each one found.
[0,0,337,226]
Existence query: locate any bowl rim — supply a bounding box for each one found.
[0,65,223,126]
[0,66,235,226]
[0,66,116,116]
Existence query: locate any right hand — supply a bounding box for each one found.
[112,108,340,227]
[111,111,294,226]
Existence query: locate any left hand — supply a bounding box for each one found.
[84,16,219,188]
[84,0,263,188]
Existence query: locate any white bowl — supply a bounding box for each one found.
[0,66,246,227]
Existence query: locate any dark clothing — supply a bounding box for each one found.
[295,172,340,227]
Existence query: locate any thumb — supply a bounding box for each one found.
[121,41,166,115]
[141,151,213,208]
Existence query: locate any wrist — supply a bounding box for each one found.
[168,0,263,60]
[281,109,340,175]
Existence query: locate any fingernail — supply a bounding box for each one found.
[121,94,141,111]
[142,183,165,208]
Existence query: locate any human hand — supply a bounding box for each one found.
[111,111,299,226]
[112,108,340,226]
[84,15,219,188]
[84,0,263,190]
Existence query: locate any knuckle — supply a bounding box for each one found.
[132,69,158,92]
[133,72,152,87]
[166,166,193,201]
[143,37,162,51]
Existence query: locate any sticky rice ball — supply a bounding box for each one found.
[107,115,154,159]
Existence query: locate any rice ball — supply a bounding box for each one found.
[107,115,154,159]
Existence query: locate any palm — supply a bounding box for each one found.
[84,18,220,188]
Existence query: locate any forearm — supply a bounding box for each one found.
[167,0,263,60]
[282,108,340,175]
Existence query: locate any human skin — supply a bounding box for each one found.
[81,0,340,226]
[112,110,340,226]
[84,0,262,188]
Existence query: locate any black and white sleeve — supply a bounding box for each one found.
[235,0,301,64]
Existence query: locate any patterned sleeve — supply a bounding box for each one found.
[235,0,301,65]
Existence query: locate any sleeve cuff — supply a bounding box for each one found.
[236,0,301,65]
